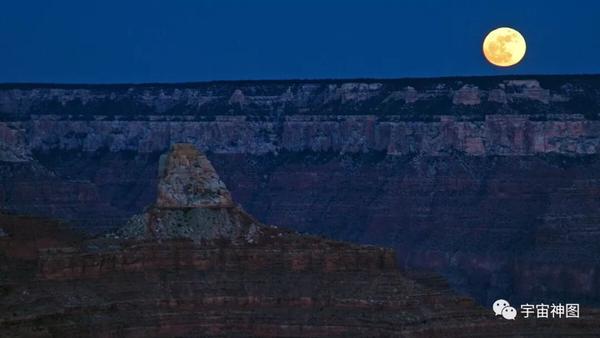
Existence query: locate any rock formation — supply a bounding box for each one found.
[156,144,233,208]
[117,144,260,242]
[2,145,599,337]
[2,76,600,307]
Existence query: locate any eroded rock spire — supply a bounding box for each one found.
[117,144,260,242]
[156,143,233,208]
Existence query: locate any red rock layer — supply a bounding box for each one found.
[2,214,600,337]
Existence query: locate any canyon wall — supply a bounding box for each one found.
[8,213,596,337]
[2,75,600,306]
[3,145,597,337]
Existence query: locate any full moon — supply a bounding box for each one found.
[482,27,526,67]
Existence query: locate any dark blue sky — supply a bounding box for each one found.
[1,0,599,83]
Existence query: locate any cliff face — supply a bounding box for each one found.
[2,76,600,307]
[8,215,598,337]
[0,146,485,337]
[2,145,598,337]
[2,77,600,158]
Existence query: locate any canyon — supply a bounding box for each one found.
[1,75,600,307]
[2,144,598,337]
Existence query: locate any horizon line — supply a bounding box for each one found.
[1,73,600,88]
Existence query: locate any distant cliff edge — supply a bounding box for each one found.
[2,75,600,161]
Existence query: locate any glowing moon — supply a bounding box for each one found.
[483,27,526,67]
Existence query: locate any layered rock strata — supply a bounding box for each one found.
[2,145,599,337]
[2,76,600,307]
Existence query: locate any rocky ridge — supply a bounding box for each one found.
[2,144,599,337]
[2,76,600,161]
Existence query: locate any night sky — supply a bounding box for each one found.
[1,0,599,83]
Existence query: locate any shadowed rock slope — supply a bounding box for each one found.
[2,144,600,337]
